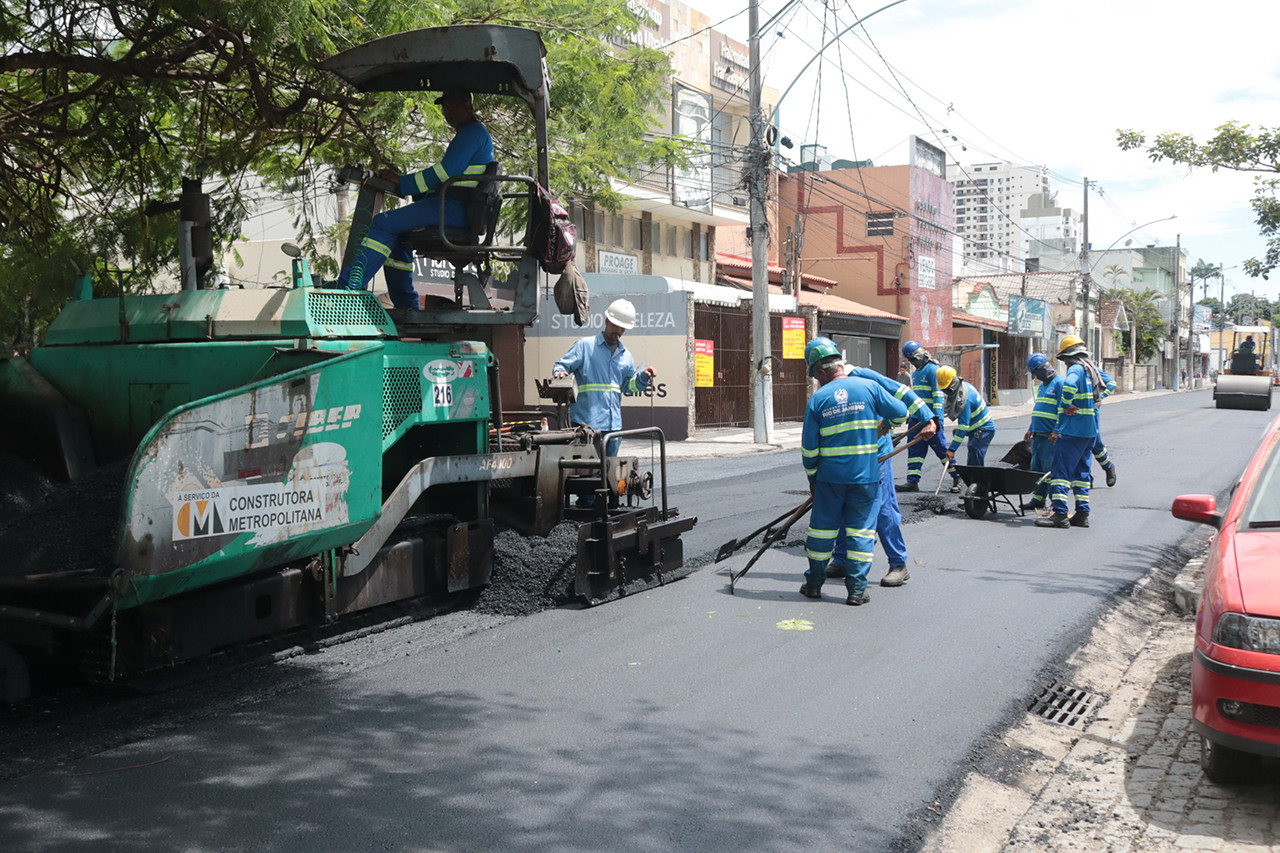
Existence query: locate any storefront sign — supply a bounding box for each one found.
[1008,295,1048,337]
[710,31,750,95]
[918,256,936,290]
[782,316,805,359]
[695,339,714,387]
[598,250,639,276]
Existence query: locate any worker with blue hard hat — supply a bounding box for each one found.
[1021,352,1062,511]
[899,340,957,492]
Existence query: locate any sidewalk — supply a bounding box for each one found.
[631,385,1280,850]
[923,550,1280,853]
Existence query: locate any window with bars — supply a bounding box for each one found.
[867,212,895,237]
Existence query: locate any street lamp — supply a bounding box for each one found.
[1080,214,1177,351]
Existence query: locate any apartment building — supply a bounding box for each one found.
[950,161,1050,275]
[1021,191,1082,267]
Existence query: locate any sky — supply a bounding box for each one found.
[702,0,1280,303]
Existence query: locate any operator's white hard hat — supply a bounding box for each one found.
[604,298,636,329]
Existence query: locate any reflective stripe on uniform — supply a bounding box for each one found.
[819,444,880,457]
[360,236,393,257]
[820,418,880,436]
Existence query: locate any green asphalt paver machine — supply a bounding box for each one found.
[0,25,694,702]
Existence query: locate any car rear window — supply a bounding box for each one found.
[1243,433,1280,528]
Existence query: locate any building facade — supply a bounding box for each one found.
[776,150,955,373]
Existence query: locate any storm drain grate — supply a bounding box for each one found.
[1028,681,1106,729]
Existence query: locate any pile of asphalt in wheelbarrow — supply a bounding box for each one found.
[475,521,582,617]
[0,455,129,579]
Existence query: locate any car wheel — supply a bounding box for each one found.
[1200,734,1255,784]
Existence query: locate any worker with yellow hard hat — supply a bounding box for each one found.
[936,365,995,489]
[1036,335,1104,529]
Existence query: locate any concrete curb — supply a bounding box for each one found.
[1172,556,1204,617]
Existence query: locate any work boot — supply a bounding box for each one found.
[949,480,963,493]
[896,481,920,493]
[1105,464,1117,488]
[1035,512,1071,529]
[1070,511,1090,528]
[846,590,871,606]
[825,560,848,579]
[1020,498,1044,511]
[799,584,823,599]
[880,566,910,587]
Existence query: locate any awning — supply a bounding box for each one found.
[952,310,1007,332]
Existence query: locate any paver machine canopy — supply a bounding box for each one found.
[321,25,556,331]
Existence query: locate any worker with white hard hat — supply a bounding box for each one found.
[552,298,657,458]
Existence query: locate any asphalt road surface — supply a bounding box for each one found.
[0,388,1272,852]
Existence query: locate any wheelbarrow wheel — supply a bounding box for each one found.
[963,483,992,519]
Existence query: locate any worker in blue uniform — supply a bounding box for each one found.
[552,298,655,458]
[899,340,955,492]
[1037,335,1100,529]
[1090,367,1118,488]
[1022,353,1063,511]
[800,338,909,606]
[824,354,937,588]
[338,88,495,310]
[937,366,995,482]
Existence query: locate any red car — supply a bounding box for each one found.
[1173,413,1280,782]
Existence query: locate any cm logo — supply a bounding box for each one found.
[176,499,225,539]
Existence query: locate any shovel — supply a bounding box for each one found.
[715,503,808,563]
[729,496,813,594]
[714,435,923,565]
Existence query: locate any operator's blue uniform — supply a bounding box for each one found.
[832,368,935,575]
[1026,373,1064,507]
[554,332,650,456]
[906,361,954,485]
[340,120,495,309]
[1049,363,1098,516]
[947,382,995,466]
[802,376,909,595]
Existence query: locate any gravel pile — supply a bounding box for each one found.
[475,521,581,616]
[0,460,129,580]
[0,451,56,519]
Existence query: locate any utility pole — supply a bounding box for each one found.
[1172,235,1180,388]
[1218,265,1226,373]
[1080,177,1091,348]
[748,0,774,444]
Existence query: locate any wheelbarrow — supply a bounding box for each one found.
[952,465,1048,519]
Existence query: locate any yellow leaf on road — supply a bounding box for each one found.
[776,618,815,631]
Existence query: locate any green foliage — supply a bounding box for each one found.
[1118,123,1280,280]
[0,0,686,342]
[1102,286,1166,363]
